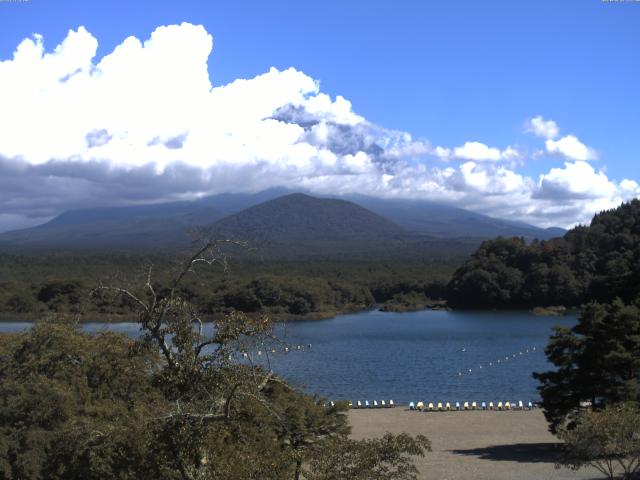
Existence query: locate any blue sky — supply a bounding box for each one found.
[0,0,638,230]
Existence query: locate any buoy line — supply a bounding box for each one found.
[455,345,539,378]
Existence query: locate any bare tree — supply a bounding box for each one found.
[92,240,288,480]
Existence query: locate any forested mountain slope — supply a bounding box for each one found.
[447,200,640,308]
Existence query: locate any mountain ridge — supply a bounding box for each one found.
[0,190,566,256]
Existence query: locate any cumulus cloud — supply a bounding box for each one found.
[0,24,637,232]
[526,116,559,140]
[432,142,521,162]
[545,135,597,161]
[525,116,597,161]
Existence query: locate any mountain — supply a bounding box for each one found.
[337,195,563,240]
[205,193,411,258]
[0,189,565,255]
[0,189,290,252]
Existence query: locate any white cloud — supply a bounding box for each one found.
[526,116,559,139]
[0,24,637,233]
[536,161,617,200]
[450,141,521,162]
[525,116,596,161]
[545,135,597,161]
[433,146,451,160]
[453,142,501,161]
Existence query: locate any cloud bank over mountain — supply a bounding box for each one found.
[0,23,637,232]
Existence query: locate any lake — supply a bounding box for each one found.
[0,309,574,405]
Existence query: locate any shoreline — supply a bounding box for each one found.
[0,302,574,324]
[348,408,597,480]
[0,302,448,324]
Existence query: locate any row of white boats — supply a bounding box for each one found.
[325,400,537,410]
[408,400,535,411]
[348,400,396,408]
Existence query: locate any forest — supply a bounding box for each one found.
[447,200,640,309]
[0,255,453,321]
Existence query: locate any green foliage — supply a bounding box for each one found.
[534,299,640,432]
[0,246,432,479]
[556,403,640,480]
[448,199,640,309]
[0,318,163,480]
[0,255,455,320]
[304,433,431,480]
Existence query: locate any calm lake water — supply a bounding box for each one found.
[0,309,575,405]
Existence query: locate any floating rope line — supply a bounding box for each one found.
[456,346,539,378]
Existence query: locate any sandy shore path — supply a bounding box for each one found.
[348,409,600,480]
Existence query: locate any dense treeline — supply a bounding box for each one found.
[448,200,640,309]
[0,255,453,320]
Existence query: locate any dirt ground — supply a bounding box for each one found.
[348,408,601,480]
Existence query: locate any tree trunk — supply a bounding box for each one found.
[294,459,302,480]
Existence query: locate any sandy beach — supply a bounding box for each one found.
[348,408,600,480]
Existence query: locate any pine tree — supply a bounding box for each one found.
[534,299,640,432]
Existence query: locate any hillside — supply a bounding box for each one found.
[342,195,564,240]
[0,190,564,255]
[447,199,640,308]
[206,193,412,258]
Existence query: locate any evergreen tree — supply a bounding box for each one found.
[534,299,640,432]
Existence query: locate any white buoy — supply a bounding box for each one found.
[257,351,262,356]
